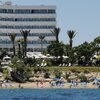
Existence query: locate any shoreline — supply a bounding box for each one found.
[0,82,98,89]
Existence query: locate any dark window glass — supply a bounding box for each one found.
[0,9,7,13]
[0,9,55,14]
[8,9,13,13]
[48,9,55,13]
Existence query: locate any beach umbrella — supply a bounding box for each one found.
[89,77,96,81]
[16,60,23,62]
[63,56,69,58]
[47,55,55,59]
[53,78,60,81]
[44,78,53,82]
[93,55,97,58]
[40,55,47,58]
[68,75,77,79]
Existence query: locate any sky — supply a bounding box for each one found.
[1,0,100,46]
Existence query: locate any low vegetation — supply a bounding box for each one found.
[41,67,100,73]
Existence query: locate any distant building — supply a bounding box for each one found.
[0,1,56,52]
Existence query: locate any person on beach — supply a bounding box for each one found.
[19,84,23,89]
[69,84,72,88]
[36,80,39,87]
[19,83,21,88]
[49,80,53,87]
[0,83,2,88]
[40,80,44,88]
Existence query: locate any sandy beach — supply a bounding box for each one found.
[0,70,100,89]
[0,81,98,89]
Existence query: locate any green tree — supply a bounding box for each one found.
[51,27,60,42]
[47,41,64,64]
[20,30,30,57]
[67,30,77,65]
[24,66,33,81]
[0,49,7,60]
[74,42,93,65]
[47,41,64,57]
[94,36,100,44]
[9,33,16,56]
[24,57,36,67]
[93,36,100,54]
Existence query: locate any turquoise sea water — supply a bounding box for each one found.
[0,89,100,100]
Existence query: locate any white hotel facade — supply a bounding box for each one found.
[0,1,56,52]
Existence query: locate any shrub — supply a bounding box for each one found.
[46,59,53,66]
[84,70,89,74]
[24,57,36,67]
[65,73,70,80]
[70,68,77,73]
[44,72,50,78]
[24,66,33,80]
[11,56,19,65]
[78,75,88,82]
[53,68,62,79]
[3,68,12,80]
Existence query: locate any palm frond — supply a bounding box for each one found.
[67,30,76,39]
[51,27,60,42]
[39,35,45,40]
[20,30,30,39]
[9,33,16,43]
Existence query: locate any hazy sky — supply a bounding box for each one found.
[1,0,100,46]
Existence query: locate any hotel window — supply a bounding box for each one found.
[0,9,7,13]
[0,9,55,14]
[0,25,55,29]
[0,18,56,22]
[48,9,55,13]
[31,9,54,14]
[8,9,13,13]
[15,9,31,14]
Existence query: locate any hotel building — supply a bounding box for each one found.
[0,1,56,52]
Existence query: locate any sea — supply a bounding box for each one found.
[0,89,100,100]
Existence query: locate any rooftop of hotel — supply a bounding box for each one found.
[0,1,56,8]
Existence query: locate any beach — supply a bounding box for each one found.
[0,68,100,89]
[0,81,98,89]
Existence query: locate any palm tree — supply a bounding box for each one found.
[9,33,16,56]
[39,35,45,52]
[17,39,22,58]
[20,30,30,57]
[17,38,25,58]
[20,39,24,57]
[67,30,77,66]
[51,27,60,42]
[67,30,76,48]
